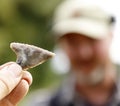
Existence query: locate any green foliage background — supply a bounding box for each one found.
[0,0,63,101]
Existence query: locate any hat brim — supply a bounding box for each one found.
[52,18,110,39]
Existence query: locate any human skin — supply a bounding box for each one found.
[59,33,116,105]
[0,42,55,106]
[59,33,112,73]
[0,62,32,106]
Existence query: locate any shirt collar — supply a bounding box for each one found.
[59,66,120,106]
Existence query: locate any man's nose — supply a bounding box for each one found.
[78,43,93,60]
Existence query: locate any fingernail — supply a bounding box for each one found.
[1,63,22,77]
[22,71,33,86]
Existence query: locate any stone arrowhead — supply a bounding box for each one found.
[10,42,55,70]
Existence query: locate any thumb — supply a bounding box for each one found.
[0,62,22,100]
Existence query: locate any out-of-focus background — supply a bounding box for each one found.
[0,0,120,105]
[0,0,62,105]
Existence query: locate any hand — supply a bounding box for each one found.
[0,62,32,106]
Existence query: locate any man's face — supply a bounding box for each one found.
[59,33,112,72]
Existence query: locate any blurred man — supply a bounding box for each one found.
[27,0,119,106]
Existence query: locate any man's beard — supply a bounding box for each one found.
[74,66,105,85]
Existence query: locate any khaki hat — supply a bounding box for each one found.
[52,0,115,39]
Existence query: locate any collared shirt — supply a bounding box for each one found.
[26,65,120,106]
[48,72,120,106]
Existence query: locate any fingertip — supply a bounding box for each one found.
[22,71,33,86]
[0,62,15,69]
[0,62,22,72]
